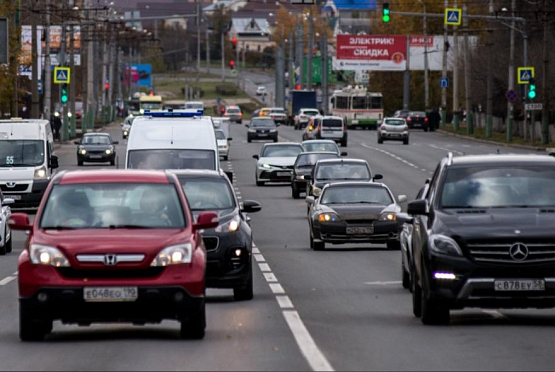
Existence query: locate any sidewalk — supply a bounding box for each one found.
[436,129,550,153]
[54,121,119,150]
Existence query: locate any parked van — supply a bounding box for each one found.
[126,111,220,171]
[0,119,59,209]
[139,95,163,114]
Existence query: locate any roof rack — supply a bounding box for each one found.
[447,152,453,166]
[144,109,204,118]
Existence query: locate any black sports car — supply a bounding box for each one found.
[75,133,118,166]
[306,182,409,251]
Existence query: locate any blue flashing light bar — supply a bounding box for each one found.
[144,109,204,117]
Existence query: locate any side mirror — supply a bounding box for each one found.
[425,178,431,184]
[407,200,428,216]
[193,211,219,232]
[2,198,14,206]
[340,152,348,156]
[252,154,259,160]
[242,200,262,213]
[73,141,80,145]
[245,124,250,128]
[228,138,233,141]
[398,195,408,203]
[112,141,119,145]
[305,196,315,205]
[8,213,32,230]
[50,154,59,169]
[313,187,322,197]
[373,174,383,181]
[224,171,234,184]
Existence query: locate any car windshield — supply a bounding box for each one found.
[316,163,371,180]
[303,142,339,153]
[441,166,555,209]
[271,109,285,114]
[40,183,186,229]
[180,178,235,211]
[384,119,405,126]
[141,103,161,110]
[186,103,203,110]
[303,110,319,116]
[82,136,110,145]
[215,131,226,140]
[321,186,393,205]
[227,108,240,114]
[251,119,276,128]
[296,153,339,168]
[127,150,216,170]
[322,119,343,128]
[262,145,302,158]
[0,140,44,167]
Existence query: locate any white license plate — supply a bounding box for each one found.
[277,172,290,177]
[258,133,268,137]
[84,287,138,302]
[7,194,21,200]
[89,155,102,159]
[494,279,545,292]
[346,226,374,235]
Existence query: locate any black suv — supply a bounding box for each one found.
[408,154,555,324]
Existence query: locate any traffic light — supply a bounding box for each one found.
[528,78,537,99]
[104,82,110,91]
[232,37,238,50]
[229,60,235,69]
[61,84,68,103]
[382,2,390,23]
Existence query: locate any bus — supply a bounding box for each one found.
[139,95,163,114]
[330,86,383,129]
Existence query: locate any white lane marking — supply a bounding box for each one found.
[254,253,265,262]
[0,276,16,286]
[481,310,507,319]
[252,247,260,254]
[428,143,465,156]
[283,311,335,372]
[12,271,18,276]
[258,263,271,272]
[276,295,294,309]
[263,272,278,282]
[361,143,426,171]
[269,283,285,294]
[364,281,402,286]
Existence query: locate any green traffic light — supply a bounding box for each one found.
[528,89,536,99]
[382,15,390,22]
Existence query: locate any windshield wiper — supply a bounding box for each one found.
[42,226,78,230]
[107,224,153,229]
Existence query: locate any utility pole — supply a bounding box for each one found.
[196,0,201,72]
[101,28,108,108]
[420,0,429,113]
[307,12,313,91]
[86,0,94,131]
[289,31,295,91]
[11,0,18,117]
[463,3,473,134]
[321,30,328,115]
[296,23,303,89]
[541,0,550,145]
[452,0,460,130]
[276,46,284,107]
[30,0,39,118]
[69,25,76,137]
[60,25,68,141]
[506,0,516,142]
[221,30,225,81]
[43,0,52,120]
[441,0,448,126]
[485,0,494,138]
[403,35,410,110]
[206,26,210,74]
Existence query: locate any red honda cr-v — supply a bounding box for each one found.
[9,170,218,341]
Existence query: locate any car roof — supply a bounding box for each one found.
[324,181,385,189]
[449,154,555,167]
[302,139,337,144]
[263,142,302,147]
[320,116,343,120]
[301,108,319,111]
[252,116,274,120]
[57,170,172,185]
[297,151,339,156]
[171,169,226,179]
[316,158,368,165]
[83,132,110,136]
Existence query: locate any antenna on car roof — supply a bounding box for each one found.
[171,126,174,145]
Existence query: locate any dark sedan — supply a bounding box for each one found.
[406,111,430,131]
[75,133,118,166]
[291,152,340,199]
[306,182,408,250]
[247,117,278,142]
[175,169,261,301]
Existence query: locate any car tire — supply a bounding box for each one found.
[19,304,50,341]
[412,267,422,318]
[377,136,383,144]
[223,156,228,161]
[78,160,83,166]
[424,126,429,132]
[402,265,410,290]
[247,137,252,143]
[234,268,254,301]
[340,139,347,147]
[273,137,278,143]
[180,300,206,339]
[310,233,325,251]
[5,226,12,254]
[387,241,401,250]
[421,296,450,325]
[292,186,300,199]
[256,175,264,187]
[110,160,115,166]
[403,138,409,145]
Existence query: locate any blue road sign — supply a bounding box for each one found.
[445,8,462,26]
[440,77,449,88]
[38,80,43,95]
[506,89,517,103]
[517,67,534,84]
[54,67,70,84]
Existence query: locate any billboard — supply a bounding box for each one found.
[40,25,82,67]
[19,25,42,79]
[123,64,152,87]
[408,35,478,71]
[334,35,406,71]
[302,57,336,85]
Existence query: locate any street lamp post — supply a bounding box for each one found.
[418,0,429,113]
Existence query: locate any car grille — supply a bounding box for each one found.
[466,239,555,264]
[58,267,165,279]
[272,165,293,170]
[345,219,375,225]
[203,237,219,252]
[87,150,105,155]
[0,184,29,192]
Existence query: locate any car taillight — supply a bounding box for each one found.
[239,112,242,117]
[424,117,429,122]
[406,117,412,121]
[224,113,229,116]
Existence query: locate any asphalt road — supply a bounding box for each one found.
[1,121,555,370]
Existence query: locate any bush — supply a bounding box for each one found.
[215,84,238,96]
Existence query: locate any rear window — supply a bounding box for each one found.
[295,153,339,168]
[227,108,240,114]
[215,131,226,140]
[251,119,276,127]
[322,119,343,128]
[384,119,405,126]
[302,110,319,116]
[271,109,285,114]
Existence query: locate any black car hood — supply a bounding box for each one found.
[321,203,393,220]
[80,144,112,150]
[434,208,555,239]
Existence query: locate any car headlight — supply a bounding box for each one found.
[150,244,193,266]
[296,175,305,180]
[215,215,241,233]
[123,130,129,135]
[248,129,256,133]
[318,213,341,222]
[80,148,87,155]
[270,129,277,132]
[105,149,113,155]
[34,166,47,179]
[261,163,272,169]
[139,109,145,114]
[378,212,397,222]
[429,234,463,256]
[30,244,70,267]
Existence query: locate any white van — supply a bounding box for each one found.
[0,119,59,209]
[126,112,220,171]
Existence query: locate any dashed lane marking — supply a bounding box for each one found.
[364,281,402,286]
[252,247,260,254]
[258,263,271,272]
[269,283,286,294]
[253,254,265,262]
[361,143,428,172]
[0,275,17,286]
[428,143,465,156]
[276,295,294,309]
[263,272,278,282]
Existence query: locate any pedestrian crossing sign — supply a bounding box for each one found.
[54,67,71,84]
[517,67,534,84]
[444,8,462,26]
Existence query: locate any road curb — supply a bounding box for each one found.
[53,121,118,150]
[436,129,548,152]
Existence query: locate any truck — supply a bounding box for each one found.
[288,90,317,126]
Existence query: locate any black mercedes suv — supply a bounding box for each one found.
[408,153,555,324]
